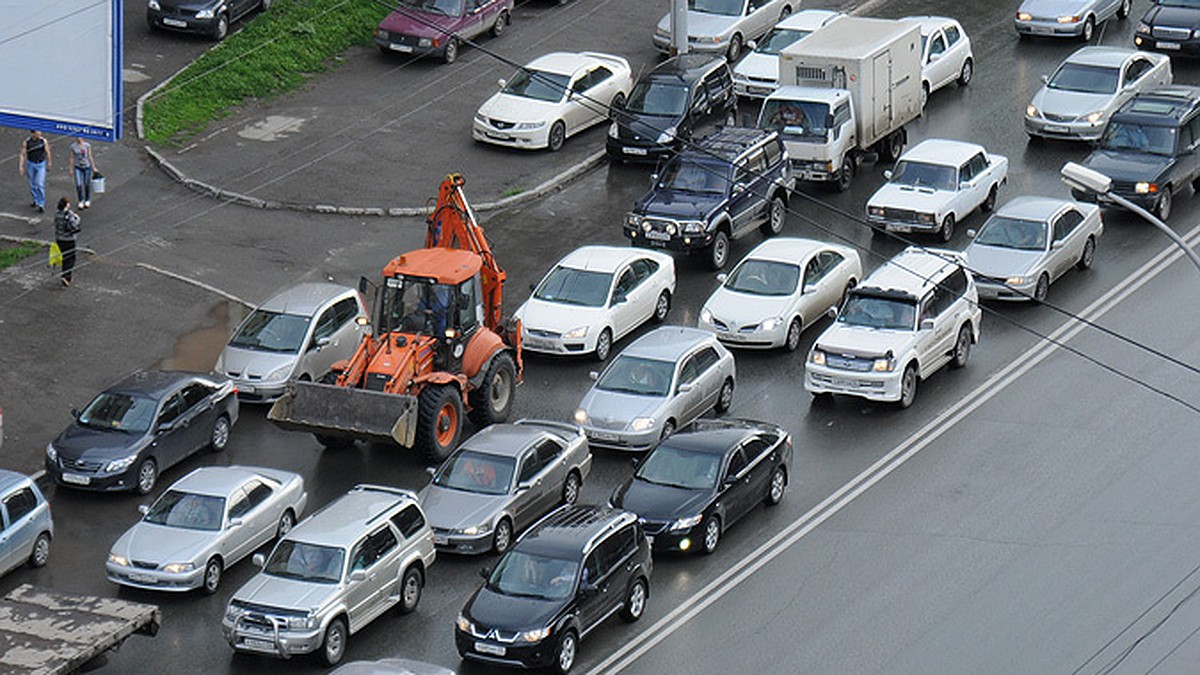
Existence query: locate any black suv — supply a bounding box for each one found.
[625,127,794,270]
[1135,0,1200,55]
[607,53,737,163]
[456,505,652,674]
[1075,85,1200,220]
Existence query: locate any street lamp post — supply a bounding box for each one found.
[670,0,688,57]
[1060,161,1200,274]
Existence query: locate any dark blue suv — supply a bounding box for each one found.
[625,127,794,270]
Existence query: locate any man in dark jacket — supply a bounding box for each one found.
[53,197,81,287]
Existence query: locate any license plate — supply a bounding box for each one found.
[830,378,859,388]
[623,147,648,156]
[127,573,157,584]
[389,43,414,52]
[1159,41,1181,50]
[433,535,448,546]
[888,224,911,233]
[475,641,506,656]
[1044,124,1069,134]
[244,638,275,651]
[485,132,511,141]
[589,431,619,442]
[644,230,671,241]
[523,337,554,350]
[1032,26,1053,35]
[721,332,746,342]
[61,473,90,485]
[162,17,187,27]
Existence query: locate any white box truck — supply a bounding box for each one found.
[757,16,922,192]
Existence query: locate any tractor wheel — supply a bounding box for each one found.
[468,352,517,427]
[417,384,464,463]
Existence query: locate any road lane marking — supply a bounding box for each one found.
[587,225,1200,674]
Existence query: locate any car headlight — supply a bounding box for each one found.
[1005,275,1032,286]
[761,317,783,332]
[224,604,242,621]
[105,454,139,473]
[626,213,643,228]
[696,35,724,44]
[1057,15,1080,24]
[418,37,432,47]
[669,514,703,532]
[195,8,215,19]
[461,522,493,536]
[162,562,195,574]
[916,213,936,225]
[562,326,588,340]
[286,614,317,631]
[517,121,546,130]
[45,443,57,462]
[574,408,589,425]
[519,626,552,643]
[266,363,293,381]
[1080,111,1104,125]
[108,553,129,567]
[609,121,619,138]
[872,357,896,372]
[629,417,655,432]
[1135,182,1158,194]
[148,0,160,10]
[699,307,713,324]
[868,205,885,217]
[810,349,826,365]
[1193,28,1200,39]
[656,127,676,144]
[1137,22,1151,34]
[456,614,475,633]
[1016,11,1032,21]
[655,26,669,38]
[1026,104,1039,118]
[680,220,704,234]
[474,114,487,125]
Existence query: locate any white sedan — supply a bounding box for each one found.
[732,9,844,99]
[514,246,676,361]
[473,51,632,152]
[899,15,974,108]
[699,238,861,351]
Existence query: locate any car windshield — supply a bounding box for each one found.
[502,69,570,103]
[264,540,345,584]
[659,160,727,193]
[379,276,455,335]
[534,266,612,307]
[689,0,743,16]
[596,356,675,397]
[229,310,310,353]
[78,392,156,433]
[1047,63,1119,95]
[754,28,811,55]
[143,490,225,531]
[1100,121,1177,156]
[838,293,917,330]
[889,160,957,191]
[636,444,722,490]
[625,81,688,116]
[433,450,516,496]
[399,0,463,16]
[759,100,828,140]
[723,258,801,296]
[487,550,579,600]
[974,215,1048,251]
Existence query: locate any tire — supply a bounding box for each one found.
[277,509,296,539]
[1155,189,1172,220]
[320,617,348,667]
[725,106,738,127]
[209,414,231,452]
[562,471,581,505]
[29,532,50,568]
[491,10,508,38]
[468,352,516,427]
[416,384,464,463]
[493,518,514,555]
[951,324,972,369]
[594,328,613,362]
[1081,15,1095,41]
[715,377,734,413]
[211,13,228,41]
[764,465,786,506]
[620,578,648,622]
[1117,0,1131,19]
[726,33,743,62]
[201,558,223,595]
[652,290,671,323]
[610,92,626,118]
[835,154,855,193]
[981,185,997,212]
[659,420,676,441]
[134,458,157,495]
[1077,236,1096,270]
[958,58,973,87]
[784,318,802,352]
[760,196,785,237]
[898,364,918,409]
[398,565,423,614]
[881,131,904,162]
[920,82,929,110]
[554,630,578,674]
[442,38,458,64]
[701,516,721,554]
[708,230,730,270]
[1034,273,1050,303]
[548,121,566,152]
[779,5,792,21]
[938,214,955,243]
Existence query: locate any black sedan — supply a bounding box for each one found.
[45,371,239,495]
[147,0,269,41]
[610,418,791,554]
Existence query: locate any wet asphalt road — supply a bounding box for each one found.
[3,0,1200,673]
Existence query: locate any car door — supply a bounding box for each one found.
[629,258,660,325]
[302,300,346,379]
[744,0,776,41]
[737,436,774,516]
[728,156,764,236]
[1049,208,1085,280]
[240,479,279,555]
[578,534,622,632]
[0,486,38,573]
[511,450,545,531]
[573,66,615,130]
[672,352,706,424]
[720,447,755,522]
[956,153,988,217]
[152,391,191,469]
[943,22,968,83]
[532,438,568,513]
[346,525,401,627]
[461,0,487,39]
[799,253,832,327]
[180,382,218,457]
[609,266,642,339]
[915,286,954,376]
[1180,115,1200,186]
[692,346,725,412]
[924,28,952,91]
[224,486,258,563]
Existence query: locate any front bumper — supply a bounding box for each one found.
[1014,18,1087,38]
[431,528,494,555]
[805,362,902,402]
[652,33,728,55]
[698,317,785,349]
[639,520,704,553]
[1024,114,1105,141]
[1134,33,1200,55]
[223,615,323,658]
[107,561,205,591]
[974,277,1038,302]
[607,136,676,163]
[231,379,287,403]
[1071,186,1160,212]
[373,34,446,59]
[45,458,140,492]
[792,158,839,183]
[866,213,940,235]
[456,628,557,668]
[625,224,716,254]
[472,119,549,150]
[734,78,779,99]
[147,8,218,34]
[520,328,593,356]
[581,425,658,452]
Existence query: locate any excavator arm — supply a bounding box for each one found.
[425,174,507,331]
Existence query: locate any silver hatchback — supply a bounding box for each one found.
[0,470,53,576]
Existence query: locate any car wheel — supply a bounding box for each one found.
[1118,0,1131,19]
[468,352,516,427]
[493,518,514,555]
[811,391,834,405]
[898,364,918,409]
[726,33,743,62]
[981,185,997,212]
[701,516,721,554]
[881,131,904,162]
[951,324,972,369]
[765,465,786,506]
[209,414,231,452]
[610,91,626,117]
[715,377,734,413]
[784,318,803,352]
[594,327,613,362]
[211,13,228,41]
[659,420,676,441]
[709,230,730,270]
[416,384,464,463]
[548,121,566,152]
[398,565,423,614]
[920,82,929,110]
[779,5,792,20]
[1081,15,1095,41]
[621,578,648,622]
[760,196,785,237]
[277,509,296,539]
[320,617,348,667]
[1155,189,1172,220]
[652,290,671,323]
[442,37,458,64]
[835,154,855,192]
[201,558,223,594]
[1034,273,1050,303]
[134,458,157,495]
[29,532,51,568]
[958,58,973,87]
[1077,236,1096,270]
[491,10,509,38]
[554,630,578,674]
[939,214,955,243]
[562,471,581,505]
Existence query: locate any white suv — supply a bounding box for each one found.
[805,247,981,408]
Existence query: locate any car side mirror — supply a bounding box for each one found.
[723,474,738,487]
[803,283,817,295]
[529,282,536,292]
[516,481,533,492]
[967,228,977,238]
[612,292,627,305]
[677,382,695,394]
[71,408,80,419]
[746,39,757,50]
[589,371,599,381]
[480,566,493,579]
[630,456,641,468]
[350,569,368,582]
[883,170,892,180]
[1041,74,1049,84]
[825,113,835,128]
[826,305,839,319]
[959,181,970,190]
[228,517,244,529]
[156,421,174,434]
[733,182,748,193]
[314,336,331,349]
[929,52,942,62]
[580,581,601,596]
[1051,239,1065,249]
[138,504,150,515]
[497,78,506,88]
[426,466,437,477]
[920,318,935,331]
[253,553,266,568]
[716,273,728,283]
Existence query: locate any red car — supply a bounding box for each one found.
[374,0,514,64]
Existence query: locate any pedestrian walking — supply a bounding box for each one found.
[53,197,80,287]
[18,130,51,213]
[69,136,97,209]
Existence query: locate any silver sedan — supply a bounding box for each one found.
[107,465,308,594]
[964,196,1103,302]
[1015,0,1132,41]
[419,420,591,555]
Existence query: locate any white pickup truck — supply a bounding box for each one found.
[866,138,1008,242]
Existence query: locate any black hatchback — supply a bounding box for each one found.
[147,0,269,40]
[456,505,651,674]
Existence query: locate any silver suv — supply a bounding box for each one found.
[222,485,436,666]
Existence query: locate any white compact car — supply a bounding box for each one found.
[652,0,795,62]
[899,15,974,108]
[515,246,676,361]
[867,139,1009,242]
[698,238,861,351]
[732,9,843,98]
[473,51,633,152]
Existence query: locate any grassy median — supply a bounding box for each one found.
[143,0,389,144]
[0,241,43,271]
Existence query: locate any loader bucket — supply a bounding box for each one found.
[268,381,418,447]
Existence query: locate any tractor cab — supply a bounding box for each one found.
[378,248,485,370]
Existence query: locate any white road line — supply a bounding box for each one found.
[587,224,1200,675]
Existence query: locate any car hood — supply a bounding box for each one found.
[734,52,779,82]
[157,0,219,10]
[419,484,507,531]
[378,9,464,38]
[815,324,914,358]
[579,389,665,426]
[52,423,145,461]
[635,189,717,220]
[112,522,214,565]
[704,287,795,324]
[1143,4,1200,30]
[477,93,562,123]
[611,478,712,521]
[516,298,605,333]
[217,346,297,380]
[657,11,739,38]
[868,183,952,212]
[465,585,563,632]
[1082,149,1173,182]
[233,573,341,613]
[1020,0,1092,16]
[964,244,1044,278]
[1031,86,1112,119]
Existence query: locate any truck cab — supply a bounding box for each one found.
[758,86,855,190]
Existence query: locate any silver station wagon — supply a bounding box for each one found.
[420,420,592,555]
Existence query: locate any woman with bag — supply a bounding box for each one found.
[69,137,98,208]
[53,197,81,287]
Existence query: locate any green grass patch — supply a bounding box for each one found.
[0,241,43,270]
[143,0,388,144]
[499,186,525,198]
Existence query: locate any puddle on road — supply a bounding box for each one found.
[155,301,247,372]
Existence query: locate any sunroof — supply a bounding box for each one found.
[1128,101,1177,115]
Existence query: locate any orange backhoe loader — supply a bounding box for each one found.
[268,174,522,461]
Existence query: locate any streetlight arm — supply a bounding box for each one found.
[1103,191,1200,274]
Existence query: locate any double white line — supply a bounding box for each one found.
[588,224,1200,674]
